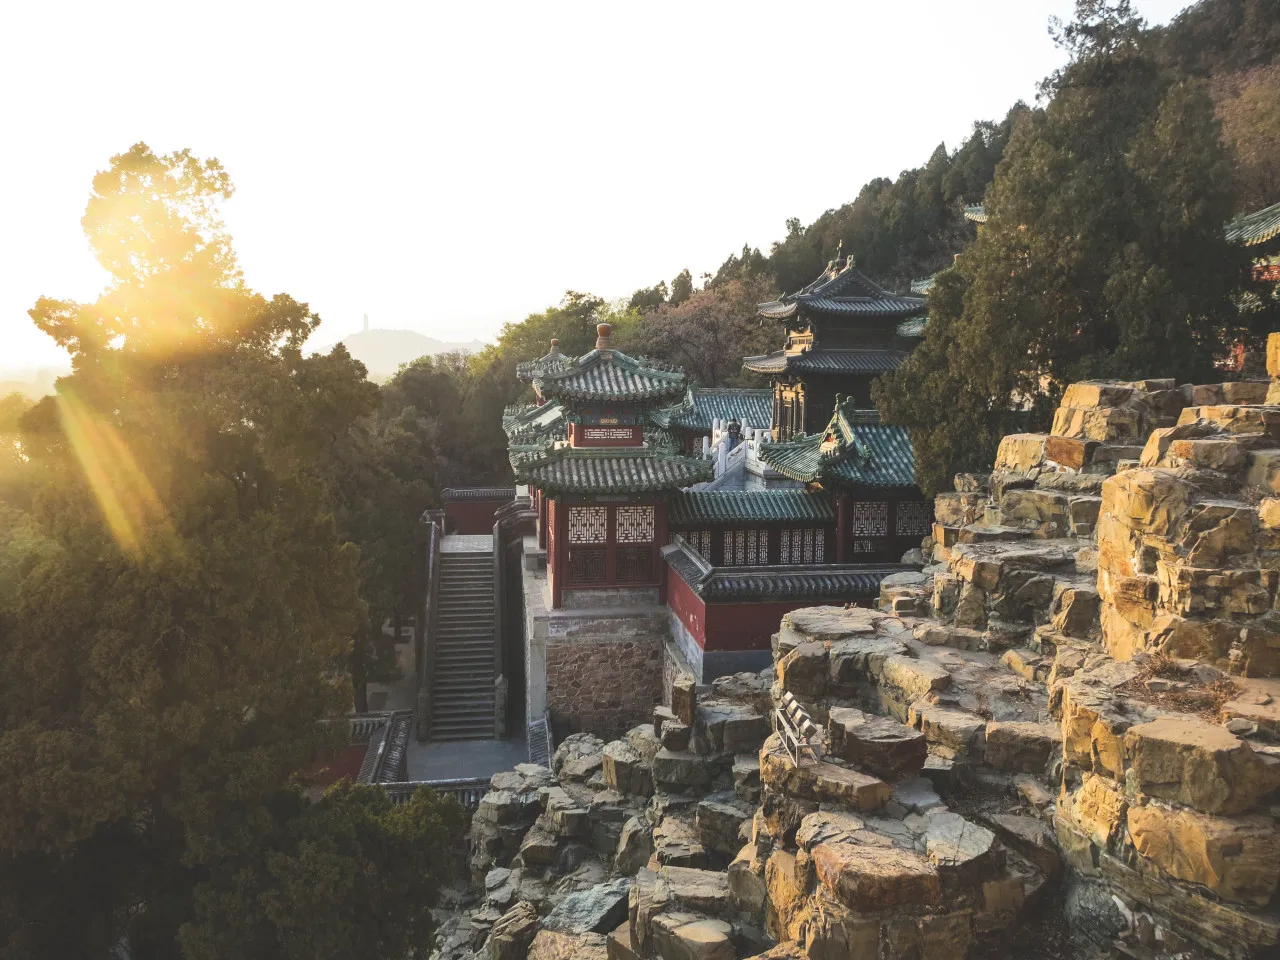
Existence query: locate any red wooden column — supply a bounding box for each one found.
[836,492,849,563]
[537,489,548,550]
[550,498,568,610]
[654,499,669,604]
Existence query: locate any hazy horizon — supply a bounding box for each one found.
[2,0,1191,374]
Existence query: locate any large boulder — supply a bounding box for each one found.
[810,840,941,911]
[923,812,1004,885]
[542,878,631,935]
[827,706,927,780]
[983,721,1060,774]
[527,929,607,960]
[490,901,539,960]
[1127,804,1280,907]
[759,734,891,811]
[696,793,755,856]
[615,816,652,876]
[650,913,735,960]
[603,741,653,797]
[1123,716,1271,815]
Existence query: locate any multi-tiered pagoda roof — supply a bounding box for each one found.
[743,257,924,379]
[506,326,711,494]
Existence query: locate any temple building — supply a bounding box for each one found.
[510,324,711,610]
[742,253,926,439]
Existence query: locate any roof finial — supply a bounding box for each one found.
[595,322,613,351]
[836,239,844,262]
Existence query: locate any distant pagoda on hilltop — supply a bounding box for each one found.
[743,253,926,440]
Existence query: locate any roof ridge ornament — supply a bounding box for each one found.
[595,322,613,351]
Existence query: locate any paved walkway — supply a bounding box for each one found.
[442,534,494,553]
[405,735,528,781]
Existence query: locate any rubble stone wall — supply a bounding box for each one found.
[545,635,663,740]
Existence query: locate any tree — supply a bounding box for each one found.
[668,268,694,306]
[876,1,1250,495]
[0,144,454,957]
[627,280,668,311]
[620,276,777,387]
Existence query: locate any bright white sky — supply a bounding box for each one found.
[1,0,1191,373]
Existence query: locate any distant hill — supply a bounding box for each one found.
[334,328,485,379]
[0,368,65,400]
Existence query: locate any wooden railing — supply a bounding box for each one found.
[382,777,490,811]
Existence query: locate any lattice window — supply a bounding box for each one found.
[723,529,747,566]
[895,500,932,537]
[615,546,654,583]
[852,502,889,537]
[746,529,766,565]
[567,506,608,543]
[803,527,824,563]
[851,538,875,554]
[780,529,798,564]
[685,530,712,560]
[780,528,822,564]
[567,547,607,584]
[616,505,655,543]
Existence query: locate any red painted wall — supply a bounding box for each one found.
[665,564,866,653]
[445,499,506,535]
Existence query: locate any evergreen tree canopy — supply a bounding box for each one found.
[875,0,1256,495]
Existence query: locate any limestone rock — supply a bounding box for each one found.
[615,816,652,876]
[777,642,829,698]
[728,842,767,913]
[924,812,1004,885]
[994,433,1047,473]
[660,720,692,752]
[519,823,560,866]
[556,734,607,782]
[490,901,539,960]
[827,706,927,780]
[651,749,714,792]
[650,913,735,960]
[1123,716,1269,815]
[829,635,908,684]
[696,792,755,856]
[602,741,652,798]
[658,865,733,915]
[543,878,631,935]
[626,724,662,765]
[527,929,607,960]
[672,676,697,726]
[1059,774,1127,851]
[810,839,941,911]
[879,655,951,701]
[653,814,708,869]
[781,605,883,643]
[695,700,769,756]
[983,721,1060,774]
[1127,804,1280,907]
[908,702,986,758]
[759,734,891,811]
[1101,468,1195,538]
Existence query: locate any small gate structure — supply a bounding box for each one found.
[773,691,820,765]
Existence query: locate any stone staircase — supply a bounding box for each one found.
[430,550,497,740]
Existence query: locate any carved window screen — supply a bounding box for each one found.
[616,505,655,543]
[894,500,932,537]
[723,529,747,566]
[567,506,608,543]
[686,530,712,560]
[780,528,823,564]
[852,502,889,537]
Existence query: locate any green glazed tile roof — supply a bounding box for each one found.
[909,277,935,295]
[758,400,916,489]
[669,490,835,526]
[896,317,928,338]
[655,388,773,432]
[758,259,925,322]
[1226,201,1280,248]
[503,399,566,441]
[662,541,912,601]
[513,446,712,494]
[518,342,687,404]
[742,348,907,376]
[964,204,988,223]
